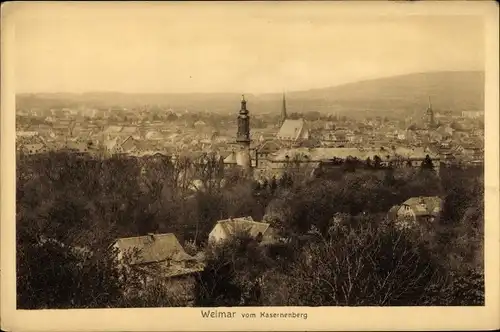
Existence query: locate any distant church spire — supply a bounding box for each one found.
[426,96,435,127]
[280,92,287,127]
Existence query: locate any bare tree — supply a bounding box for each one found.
[283,220,443,306]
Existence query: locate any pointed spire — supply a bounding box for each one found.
[281,91,287,126]
[240,94,248,114]
[426,96,435,127]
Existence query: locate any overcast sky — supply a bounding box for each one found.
[13,2,485,94]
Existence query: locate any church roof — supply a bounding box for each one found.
[277,119,307,141]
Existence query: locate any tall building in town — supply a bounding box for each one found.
[426,96,435,128]
[233,95,252,169]
[279,92,288,128]
[236,94,251,147]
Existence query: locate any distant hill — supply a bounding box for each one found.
[17,71,484,116]
[284,70,484,115]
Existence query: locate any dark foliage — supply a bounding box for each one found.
[17,151,484,308]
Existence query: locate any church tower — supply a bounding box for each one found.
[280,92,288,127]
[426,96,435,128]
[236,94,251,147]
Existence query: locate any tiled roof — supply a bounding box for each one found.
[402,196,442,216]
[215,217,271,238]
[113,233,194,265]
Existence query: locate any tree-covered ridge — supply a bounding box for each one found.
[17,152,484,308]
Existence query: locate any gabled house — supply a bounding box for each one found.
[387,196,443,229]
[111,233,204,293]
[208,216,277,245]
[111,233,204,305]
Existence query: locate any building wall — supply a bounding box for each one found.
[261,230,278,245]
[163,275,197,305]
[208,224,227,243]
[299,127,310,140]
[395,206,417,229]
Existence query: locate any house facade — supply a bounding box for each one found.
[387,196,443,230]
[111,233,204,304]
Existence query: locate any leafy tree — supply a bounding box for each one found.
[16,148,484,308]
[342,157,357,173]
[17,230,122,309]
[373,155,382,169]
[365,157,372,168]
[420,154,435,171]
[383,165,395,186]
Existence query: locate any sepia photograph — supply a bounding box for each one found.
[1,1,499,331]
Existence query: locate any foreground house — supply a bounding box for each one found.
[111,233,204,303]
[208,216,277,245]
[387,196,443,229]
